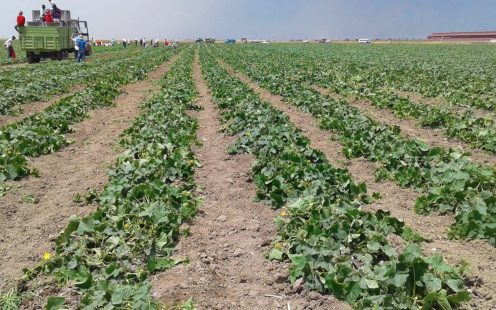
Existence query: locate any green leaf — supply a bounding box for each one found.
[365,279,379,289]
[111,289,124,305]
[447,290,471,304]
[268,249,284,261]
[391,273,409,288]
[45,297,65,310]
[423,273,443,293]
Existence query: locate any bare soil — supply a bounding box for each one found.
[0,55,179,291]
[314,86,496,166]
[0,85,85,127]
[219,61,496,309]
[150,54,349,310]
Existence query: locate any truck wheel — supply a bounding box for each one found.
[27,56,40,64]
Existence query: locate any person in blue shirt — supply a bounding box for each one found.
[76,35,87,63]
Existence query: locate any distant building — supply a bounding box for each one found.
[428,31,496,42]
[358,38,372,44]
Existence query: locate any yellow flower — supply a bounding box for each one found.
[280,209,290,217]
[274,242,284,250]
[42,252,52,261]
[124,223,130,230]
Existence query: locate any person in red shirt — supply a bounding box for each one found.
[44,10,53,23]
[15,11,25,32]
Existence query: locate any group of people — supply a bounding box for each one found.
[6,1,62,60]
[40,0,62,23]
[134,38,177,49]
[89,38,177,49]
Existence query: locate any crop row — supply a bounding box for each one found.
[14,47,199,309]
[227,45,496,154]
[0,48,143,115]
[256,44,496,111]
[200,47,469,309]
[0,48,176,193]
[291,49,496,154]
[212,46,496,246]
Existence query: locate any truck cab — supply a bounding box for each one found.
[19,10,92,63]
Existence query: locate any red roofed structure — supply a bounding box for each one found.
[428,31,496,42]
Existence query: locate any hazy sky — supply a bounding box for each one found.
[2,0,496,39]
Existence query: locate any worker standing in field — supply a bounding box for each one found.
[4,36,16,60]
[15,11,25,32]
[123,38,128,48]
[72,34,80,59]
[76,35,86,63]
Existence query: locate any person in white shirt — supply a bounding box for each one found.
[72,34,80,56]
[4,36,16,59]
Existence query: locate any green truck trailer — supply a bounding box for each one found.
[19,10,92,63]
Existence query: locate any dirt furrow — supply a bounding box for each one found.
[150,54,348,310]
[0,85,85,127]
[219,60,496,309]
[0,54,179,291]
[315,86,496,166]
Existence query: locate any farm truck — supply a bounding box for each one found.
[18,10,92,63]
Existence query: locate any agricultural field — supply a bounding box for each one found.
[0,43,495,310]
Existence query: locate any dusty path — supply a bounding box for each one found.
[151,54,349,310]
[0,54,179,291]
[0,85,85,127]
[218,60,496,309]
